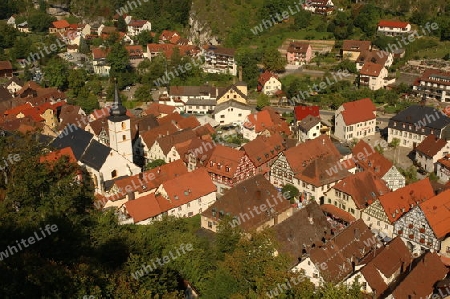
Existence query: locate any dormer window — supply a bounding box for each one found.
[225,166,230,172]
[210,161,214,167]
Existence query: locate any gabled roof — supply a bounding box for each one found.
[272,201,333,267]
[242,133,285,167]
[420,189,450,239]
[140,122,178,148]
[378,20,410,29]
[177,116,201,130]
[339,98,376,125]
[51,20,70,29]
[51,126,93,160]
[294,105,320,121]
[79,139,111,171]
[154,129,197,155]
[160,168,216,205]
[352,140,393,177]
[125,45,143,57]
[203,45,235,56]
[287,42,310,54]
[415,135,449,158]
[202,174,291,231]
[128,20,150,27]
[309,219,380,283]
[356,50,389,66]
[216,84,248,101]
[257,71,279,88]
[296,154,350,187]
[332,171,390,209]
[39,147,77,164]
[392,252,448,298]
[206,144,245,178]
[157,112,184,125]
[0,61,12,71]
[359,237,413,296]
[113,160,188,198]
[437,154,450,170]
[360,62,384,77]
[389,105,450,130]
[378,178,435,223]
[213,100,252,114]
[416,69,450,87]
[144,102,176,116]
[92,47,110,60]
[342,40,371,52]
[298,115,321,132]
[284,135,341,174]
[125,193,161,223]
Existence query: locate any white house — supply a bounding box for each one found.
[377,20,411,36]
[359,62,395,90]
[415,135,450,173]
[257,71,282,95]
[185,98,216,115]
[297,115,322,142]
[334,98,377,141]
[127,20,151,36]
[7,15,16,28]
[213,100,252,125]
[6,77,23,94]
[436,154,450,182]
[92,47,110,76]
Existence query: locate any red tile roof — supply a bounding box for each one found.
[125,193,161,222]
[140,122,179,149]
[243,108,290,135]
[242,133,285,168]
[420,189,450,239]
[3,103,33,116]
[128,20,149,27]
[40,147,77,164]
[177,116,201,130]
[144,102,176,117]
[125,45,143,57]
[378,178,435,223]
[332,171,390,209]
[92,47,110,60]
[284,135,341,174]
[294,105,320,121]
[392,252,448,298]
[416,135,449,157]
[206,145,246,179]
[378,20,410,29]
[160,168,216,205]
[417,69,450,87]
[114,160,188,201]
[360,62,384,77]
[157,112,184,125]
[437,154,450,170]
[340,98,376,125]
[147,43,200,59]
[52,20,70,29]
[287,42,310,54]
[257,71,279,90]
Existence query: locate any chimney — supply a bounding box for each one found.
[157,167,161,174]
[354,228,360,241]
[239,66,243,81]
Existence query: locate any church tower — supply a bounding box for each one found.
[108,81,133,161]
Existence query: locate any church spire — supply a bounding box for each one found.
[110,78,127,118]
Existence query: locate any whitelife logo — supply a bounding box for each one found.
[0,224,59,261]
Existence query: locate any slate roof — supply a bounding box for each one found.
[80,139,111,171]
[388,105,450,132]
[51,126,93,160]
[298,115,321,132]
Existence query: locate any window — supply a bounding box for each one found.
[122,135,126,141]
[111,170,117,178]
[377,221,380,226]
[208,221,213,228]
[220,115,225,118]
[178,207,182,211]
[238,113,242,117]
[367,216,370,221]
[328,198,331,204]
[121,122,126,129]
[187,203,190,208]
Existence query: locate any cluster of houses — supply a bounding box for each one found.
[1,74,447,297]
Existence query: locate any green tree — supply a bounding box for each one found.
[262,47,286,72]
[281,184,299,201]
[43,58,69,90]
[256,93,271,110]
[134,84,152,102]
[68,69,87,98]
[117,16,127,32]
[145,159,166,170]
[235,48,259,88]
[135,30,153,47]
[28,10,56,32]
[292,9,311,30]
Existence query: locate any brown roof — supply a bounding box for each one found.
[134,114,159,133]
[175,137,215,164]
[284,135,341,174]
[392,252,448,298]
[320,204,356,223]
[420,189,450,239]
[309,219,381,283]
[58,105,89,130]
[359,237,412,297]
[140,122,178,149]
[273,201,333,267]
[378,178,435,223]
[177,116,201,130]
[88,117,108,136]
[157,112,184,125]
[417,69,450,87]
[257,71,279,89]
[437,154,450,170]
[144,102,176,117]
[154,129,197,155]
[243,109,290,135]
[298,115,321,131]
[202,175,291,231]
[415,135,449,158]
[296,154,350,187]
[242,133,285,167]
[203,45,235,56]
[357,50,389,66]
[332,171,390,209]
[193,123,215,138]
[52,20,70,29]
[342,40,371,52]
[206,145,246,179]
[352,140,393,177]
[287,42,310,54]
[360,62,384,77]
[0,61,13,71]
